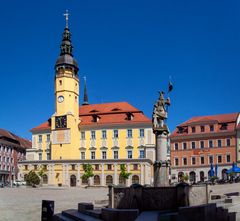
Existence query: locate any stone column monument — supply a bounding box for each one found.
[152,91,171,187]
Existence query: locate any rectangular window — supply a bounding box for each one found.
[127,129,132,138]
[102,130,107,139]
[139,129,144,138]
[175,158,179,166]
[175,143,178,150]
[139,150,145,158]
[200,141,204,149]
[113,130,118,138]
[227,155,231,163]
[218,155,222,163]
[91,131,96,140]
[47,153,50,160]
[34,165,37,170]
[46,134,50,142]
[192,157,196,165]
[218,140,222,147]
[39,153,42,160]
[72,165,75,170]
[81,132,85,139]
[107,164,112,170]
[191,127,196,133]
[183,158,187,166]
[133,164,138,170]
[91,151,95,160]
[191,142,196,149]
[183,142,187,150]
[210,125,214,132]
[201,126,205,132]
[209,140,213,148]
[113,151,118,159]
[127,150,133,159]
[102,151,107,159]
[209,156,213,164]
[226,139,231,147]
[200,156,204,165]
[38,135,42,143]
[81,152,85,160]
[95,164,99,170]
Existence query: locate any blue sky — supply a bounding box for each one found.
[0,0,239,139]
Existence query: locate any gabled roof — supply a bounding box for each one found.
[31,102,151,132]
[79,102,140,115]
[0,128,32,149]
[30,121,51,132]
[171,113,239,138]
[180,113,239,126]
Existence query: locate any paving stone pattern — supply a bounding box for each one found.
[0,187,108,221]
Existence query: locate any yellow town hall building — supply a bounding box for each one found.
[18,18,155,187]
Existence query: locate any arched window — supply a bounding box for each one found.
[200,171,204,182]
[70,175,76,187]
[94,175,100,185]
[132,175,139,184]
[42,174,48,184]
[106,175,113,185]
[189,171,196,183]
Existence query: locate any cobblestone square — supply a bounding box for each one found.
[0,187,108,221]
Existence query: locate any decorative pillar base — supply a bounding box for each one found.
[154,161,170,187]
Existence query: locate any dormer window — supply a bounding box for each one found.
[126,112,133,121]
[191,127,196,133]
[92,115,100,123]
[178,127,184,134]
[90,109,99,113]
[220,123,228,130]
[111,108,121,112]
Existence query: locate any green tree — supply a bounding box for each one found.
[26,170,40,187]
[81,164,94,186]
[119,164,131,185]
[37,166,46,186]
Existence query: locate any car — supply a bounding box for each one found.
[13,180,25,186]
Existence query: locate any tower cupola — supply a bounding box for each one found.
[55,10,78,76]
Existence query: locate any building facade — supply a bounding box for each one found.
[170,113,240,183]
[0,129,31,184]
[18,20,155,187]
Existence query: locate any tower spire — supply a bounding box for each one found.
[63,10,70,28]
[55,10,78,72]
[83,76,89,105]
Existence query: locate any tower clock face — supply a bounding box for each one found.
[58,95,64,103]
[55,115,67,129]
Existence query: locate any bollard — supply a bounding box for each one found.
[41,200,54,221]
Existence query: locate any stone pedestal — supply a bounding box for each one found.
[153,129,169,187]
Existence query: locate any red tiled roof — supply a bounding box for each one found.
[31,102,151,131]
[0,128,32,149]
[30,121,51,132]
[79,102,140,115]
[180,113,239,126]
[171,113,239,138]
[79,102,150,126]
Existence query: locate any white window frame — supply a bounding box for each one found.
[91,151,95,160]
[102,151,107,159]
[127,150,133,159]
[191,156,196,165]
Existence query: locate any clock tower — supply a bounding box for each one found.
[51,12,80,160]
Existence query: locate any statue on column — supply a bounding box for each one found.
[152,81,173,187]
[152,91,170,133]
